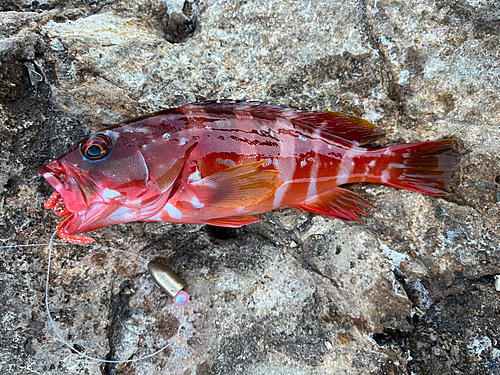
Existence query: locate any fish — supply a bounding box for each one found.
[38,100,460,244]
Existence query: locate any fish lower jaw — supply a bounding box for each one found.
[43,189,92,243]
[56,214,94,245]
[42,190,95,244]
[44,190,73,217]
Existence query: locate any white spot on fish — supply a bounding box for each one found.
[327,145,332,149]
[300,160,307,167]
[369,160,377,167]
[262,159,272,167]
[363,162,372,180]
[307,177,317,198]
[269,129,275,137]
[162,133,171,140]
[164,203,182,220]
[128,199,143,207]
[337,152,354,185]
[191,196,204,209]
[179,137,190,146]
[298,134,307,142]
[106,130,120,140]
[216,158,236,167]
[132,127,152,134]
[235,111,253,121]
[102,188,120,200]
[306,134,321,199]
[381,170,391,183]
[259,126,269,135]
[188,169,201,182]
[273,125,297,208]
[388,163,406,169]
[383,148,395,157]
[272,158,279,169]
[111,206,134,220]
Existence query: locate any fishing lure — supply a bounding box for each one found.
[39,101,460,244]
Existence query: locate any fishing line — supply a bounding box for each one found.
[0,243,71,248]
[41,231,175,364]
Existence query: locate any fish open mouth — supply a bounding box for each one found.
[38,161,95,244]
[43,190,71,216]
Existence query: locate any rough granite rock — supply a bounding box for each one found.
[0,1,499,374]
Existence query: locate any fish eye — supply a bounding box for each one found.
[81,134,113,161]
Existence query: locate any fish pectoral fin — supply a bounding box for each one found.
[292,188,374,221]
[191,160,283,208]
[205,216,261,227]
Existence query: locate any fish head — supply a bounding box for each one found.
[38,129,164,241]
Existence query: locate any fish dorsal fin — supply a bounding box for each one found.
[293,187,374,221]
[181,101,384,145]
[189,160,283,208]
[287,111,384,145]
[205,216,261,227]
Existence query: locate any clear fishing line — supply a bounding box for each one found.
[1,232,176,364]
[0,243,71,248]
[44,231,178,363]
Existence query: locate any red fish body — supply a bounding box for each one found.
[38,101,460,244]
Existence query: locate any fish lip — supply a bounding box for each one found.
[38,161,114,235]
[38,161,90,215]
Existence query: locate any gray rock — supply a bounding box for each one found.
[0,1,499,374]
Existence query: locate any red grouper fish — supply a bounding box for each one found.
[38,101,460,244]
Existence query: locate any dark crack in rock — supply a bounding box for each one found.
[104,280,139,374]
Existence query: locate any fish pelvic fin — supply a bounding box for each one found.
[190,160,283,208]
[293,188,374,221]
[374,139,461,196]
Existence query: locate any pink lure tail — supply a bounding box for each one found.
[375,139,460,196]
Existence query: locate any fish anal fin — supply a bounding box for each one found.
[293,188,374,221]
[191,160,283,208]
[205,216,261,228]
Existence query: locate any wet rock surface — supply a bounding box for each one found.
[0,1,499,374]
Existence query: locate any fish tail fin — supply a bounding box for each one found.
[375,139,461,196]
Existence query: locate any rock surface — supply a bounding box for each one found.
[0,1,499,374]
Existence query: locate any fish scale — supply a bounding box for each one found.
[38,101,460,244]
